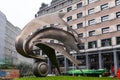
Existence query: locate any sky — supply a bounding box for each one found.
[0,0,52,29]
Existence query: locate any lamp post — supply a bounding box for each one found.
[72,53,75,76]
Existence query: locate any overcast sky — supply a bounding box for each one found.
[0,0,52,29]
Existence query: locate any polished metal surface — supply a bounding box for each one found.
[15,12,82,77]
[32,62,48,77]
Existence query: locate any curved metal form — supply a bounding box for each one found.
[33,62,48,77]
[15,12,82,77]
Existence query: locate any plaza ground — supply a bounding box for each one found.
[14,76,117,80]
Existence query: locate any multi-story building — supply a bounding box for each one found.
[35,0,120,74]
[0,11,33,67]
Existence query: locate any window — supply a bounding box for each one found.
[88,19,95,26]
[59,10,63,12]
[50,40,54,43]
[67,26,72,31]
[116,11,120,18]
[46,9,50,13]
[89,30,95,36]
[101,3,109,10]
[101,38,111,47]
[115,0,120,6]
[57,58,64,67]
[88,0,93,4]
[54,6,57,10]
[70,26,73,29]
[117,24,120,30]
[77,12,82,18]
[88,41,97,48]
[50,24,54,27]
[116,37,120,44]
[67,16,72,21]
[101,15,109,22]
[88,8,94,15]
[34,50,40,55]
[77,23,83,28]
[43,25,47,29]
[77,2,82,8]
[102,27,109,34]
[68,0,73,2]
[61,2,65,6]
[67,6,72,12]
[77,55,86,65]
[68,60,72,66]
[77,43,84,50]
[43,51,47,55]
[78,33,83,38]
[88,0,98,4]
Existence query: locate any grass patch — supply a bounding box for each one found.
[14,76,117,80]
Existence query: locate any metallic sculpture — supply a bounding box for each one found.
[15,12,82,77]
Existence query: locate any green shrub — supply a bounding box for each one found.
[14,76,117,80]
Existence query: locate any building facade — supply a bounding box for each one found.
[35,0,120,74]
[0,11,6,64]
[0,11,33,66]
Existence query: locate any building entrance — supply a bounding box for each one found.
[89,54,99,69]
[102,53,113,71]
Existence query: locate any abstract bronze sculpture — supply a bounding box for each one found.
[15,12,82,77]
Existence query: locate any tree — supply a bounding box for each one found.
[16,63,33,77]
